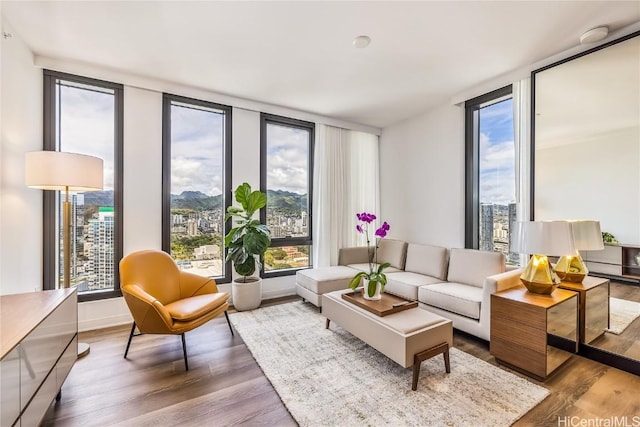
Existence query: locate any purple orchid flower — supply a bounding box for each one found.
[375,224,389,238]
[356,212,376,224]
[356,224,363,233]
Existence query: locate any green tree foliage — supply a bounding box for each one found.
[171,234,220,260]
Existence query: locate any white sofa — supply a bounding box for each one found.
[296,239,522,341]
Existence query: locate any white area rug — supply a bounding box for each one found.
[231,302,549,427]
[608,297,640,335]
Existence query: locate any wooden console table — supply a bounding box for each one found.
[0,289,78,426]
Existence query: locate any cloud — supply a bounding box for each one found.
[265,123,310,195]
[478,97,516,205]
[58,85,310,197]
[170,105,225,196]
[59,85,116,189]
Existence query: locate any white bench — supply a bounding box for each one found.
[322,289,453,390]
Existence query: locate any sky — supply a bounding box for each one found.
[478,98,516,205]
[265,123,309,195]
[59,84,309,198]
[171,104,225,196]
[60,84,115,190]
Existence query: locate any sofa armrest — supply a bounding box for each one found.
[483,268,523,297]
[338,246,371,266]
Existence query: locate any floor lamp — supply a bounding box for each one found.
[25,151,104,358]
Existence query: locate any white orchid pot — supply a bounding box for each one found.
[362,278,382,301]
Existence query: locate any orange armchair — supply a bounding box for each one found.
[120,250,233,370]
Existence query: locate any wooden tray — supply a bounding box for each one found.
[341,291,417,317]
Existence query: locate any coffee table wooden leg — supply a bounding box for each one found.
[325,318,330,329]
[412,342,450,391]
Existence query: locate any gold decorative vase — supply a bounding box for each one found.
[520,254,560,295]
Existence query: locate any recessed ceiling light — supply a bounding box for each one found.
[353,35,371,48]
[580,26,608,44]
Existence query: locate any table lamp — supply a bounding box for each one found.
[554,220,604,283]
[512,221,576,295]
[25,151,104,358]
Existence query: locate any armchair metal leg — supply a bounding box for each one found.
[181,333,189,371]
[124,322,136,358]
[224,311,234,336]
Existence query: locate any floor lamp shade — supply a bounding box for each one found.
[554,220,604,282]
[25,151,103,191]
[512,221,576,294]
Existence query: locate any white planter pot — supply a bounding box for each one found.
[362,278,382,301]
[232,277,262,311]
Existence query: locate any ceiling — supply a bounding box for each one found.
[2,1,639,128]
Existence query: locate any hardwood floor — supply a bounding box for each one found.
[43,296,640,427]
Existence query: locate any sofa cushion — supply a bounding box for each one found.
[296,266,355,294]
[385,272,445,301]
[404,243,449,280]
[446,248,505,288]
[346,263,401,274]
[375,239,408,270]
[419,282,483,320]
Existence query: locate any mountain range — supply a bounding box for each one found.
[82,189,307,212]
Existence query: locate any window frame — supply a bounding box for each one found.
[464,84,513,250]
[259,113,314,278]
[161,93,233,284]
[42,69,124,302]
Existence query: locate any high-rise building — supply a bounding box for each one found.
[507,202,519,264]
[70,194,85,277]
[480,203,494,252]
[187,219,198,236]
[86,207,115,291]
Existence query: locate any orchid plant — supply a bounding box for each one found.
[348,212,392,297]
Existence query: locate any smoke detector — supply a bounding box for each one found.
[580,26,608,44]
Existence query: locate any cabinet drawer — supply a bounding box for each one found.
[491,315,547,353]
[1,347,21,427]
[57,335,77,388]
[20,293,77,410]
[491,337,546,379]
[585,246,621,264]
[491,295,546,330]
[20,363,57,427]
[586,261,622,276]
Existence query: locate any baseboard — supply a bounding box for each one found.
[79,313,132,332]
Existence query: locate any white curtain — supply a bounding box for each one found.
[313,125,379,267]
[345,130,380,248]
[513,78,531,265]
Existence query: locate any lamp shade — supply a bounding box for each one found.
[569,220,604,251]
[512,221,576,256]
[25,151,103,191]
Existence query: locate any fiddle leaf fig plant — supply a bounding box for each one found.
[224,183,271,281]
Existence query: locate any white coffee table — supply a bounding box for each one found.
[322,289,453,390]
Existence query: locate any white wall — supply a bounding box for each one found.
[380,103,465,249]
[0,20,43,295]
[536,126,640,245]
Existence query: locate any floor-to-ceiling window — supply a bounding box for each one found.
[465,85,518,263]
[43,70,123,300]
[260,113,314,276]
[161,94,232,283]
